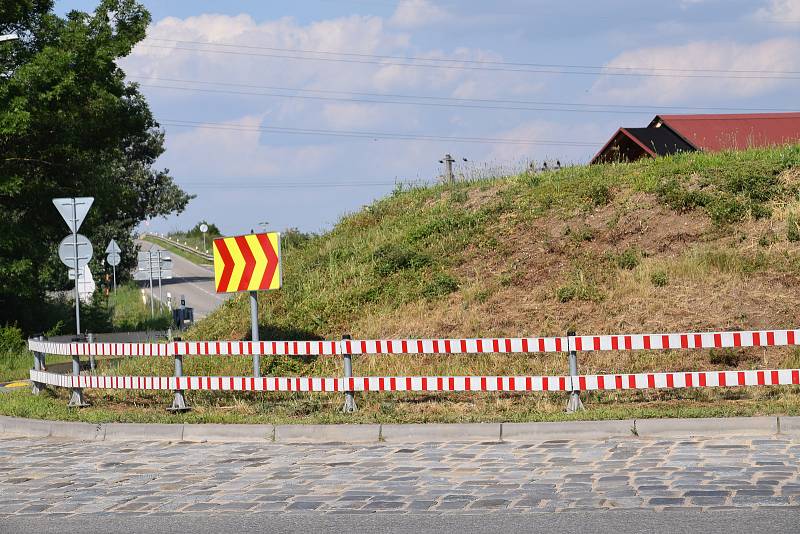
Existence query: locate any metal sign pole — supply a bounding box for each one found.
[71,201,81,336]
[250,291,259,377]
[112,263,116,294]
[156,249,163,311]
[148,250,154,318]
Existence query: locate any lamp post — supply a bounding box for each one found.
[0,34,19,43]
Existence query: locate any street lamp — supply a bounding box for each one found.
[0,34,19,43]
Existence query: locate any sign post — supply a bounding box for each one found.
[105,239,121,294]
[200,223,208,252]
[213,232,282,377]
[53,197,94,336]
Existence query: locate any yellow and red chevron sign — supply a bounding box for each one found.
[212,232,281,293]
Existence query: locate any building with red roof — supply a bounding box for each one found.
[591,112,800,164]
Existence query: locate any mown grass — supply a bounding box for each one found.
[3,386,800,425]
[108,283,171,331]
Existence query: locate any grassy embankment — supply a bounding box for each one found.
[141,234,213,266]
[4,146,800,423]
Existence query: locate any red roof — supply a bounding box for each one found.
[650,113,800,152]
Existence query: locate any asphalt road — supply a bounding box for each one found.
[3,509,798,533]
[137,240,230,319]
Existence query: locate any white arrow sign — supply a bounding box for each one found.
[52,197,94,234]
[105,239,121,254]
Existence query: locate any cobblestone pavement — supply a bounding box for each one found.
[1,435,799,517]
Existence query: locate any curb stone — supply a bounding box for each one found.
[778,416,800,436]
[380,423,501,443]
[633,416,778,437]
[103,422,185,442]
[0,415,797,443]
[274,424,380,443]
[502,420,634,441]
[182,424,273,442]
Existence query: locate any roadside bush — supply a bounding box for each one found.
[0,325,24,354]
[587,183,612,206]
[615,248,640,270]
[556,271,603,303]
[373,243,431,276]
[422,273,459,299]
[650,270,668,287]
[788,213,800,242]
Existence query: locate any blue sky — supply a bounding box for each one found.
[54,0,800,236]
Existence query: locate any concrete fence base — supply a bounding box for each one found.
[1,415,798,444]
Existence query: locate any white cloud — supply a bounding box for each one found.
[755,0,800,24]
[592,38,800,104]
[390,0,449,29]
[163,113,335,179]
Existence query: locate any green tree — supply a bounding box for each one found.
[0,0,193,332]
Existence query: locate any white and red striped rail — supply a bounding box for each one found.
[29,369,800,392]
[27,328,800,357]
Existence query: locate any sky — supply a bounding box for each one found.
[53,0,800,236]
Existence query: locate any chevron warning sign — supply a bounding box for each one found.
[212,232,281,293]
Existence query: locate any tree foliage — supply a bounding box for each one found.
[0,0,193,332]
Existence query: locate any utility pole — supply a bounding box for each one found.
[440,154,455,183]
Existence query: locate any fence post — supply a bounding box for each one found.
[566,329,584,413]
[342,334,357,413]
[87,332,96,372]
[168,338,191,412]
[68,334,89,407]
[31,334,45,395]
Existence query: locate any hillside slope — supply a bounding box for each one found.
[194,146,800,345]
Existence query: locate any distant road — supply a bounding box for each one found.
[136,240,231,319]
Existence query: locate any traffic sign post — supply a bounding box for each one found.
[136,249,173,315]
[213,232,282,377]
[200,223,208,252]
[105,239,121,293]
[53,197,94,337]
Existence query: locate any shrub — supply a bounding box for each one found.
[788,213,800,242]
[706,195,748,225]
[616,248,640,270]
[373,244,431,276]
[0,325,24,354]
[422,273,459,299]
[655,179,709,212]
[650,270,668,287]
[587,183,612,206]
[556,271,603,303]
[450,190,468,204]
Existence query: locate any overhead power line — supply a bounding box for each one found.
[131,76,800,115]
[131,76,799,113]
[159,119,601,146]
[139,38,800,80]
[181,180,428,189]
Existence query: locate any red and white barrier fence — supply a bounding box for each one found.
[29,368,800,393]
[27,328,800,357]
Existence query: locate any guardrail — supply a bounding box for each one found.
[141,232,213,262]
[26,328,800,412]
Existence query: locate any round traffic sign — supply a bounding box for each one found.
[58,234,93,269]
[107,252,121,266]
[200,223,208,233]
